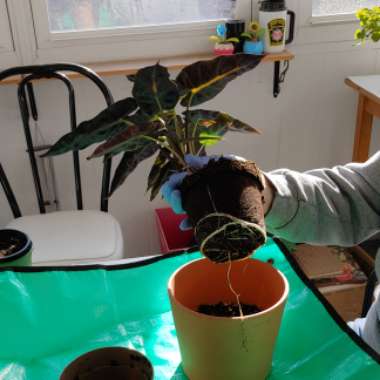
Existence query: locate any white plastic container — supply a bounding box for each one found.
[259,0,295,54]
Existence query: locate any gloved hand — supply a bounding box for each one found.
[160,154,260,230]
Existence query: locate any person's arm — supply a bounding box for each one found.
[263,151,380,247]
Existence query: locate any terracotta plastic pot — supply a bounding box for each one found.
[168,258,289,380]
[60,347,153,380]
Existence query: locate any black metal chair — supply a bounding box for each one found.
[0,63,124,265]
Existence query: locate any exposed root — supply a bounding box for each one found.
[196,212,267,262]
[227,253,249,353]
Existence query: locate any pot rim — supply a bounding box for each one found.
[168,258,289,320]
[0,229,32,263]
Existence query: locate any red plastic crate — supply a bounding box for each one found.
[155,208,194,254]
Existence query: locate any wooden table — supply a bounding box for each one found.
[345,75,380,162]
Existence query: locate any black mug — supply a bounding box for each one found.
[226,19,245,53]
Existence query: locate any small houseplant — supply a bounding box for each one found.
[241,21,266,55]
[355,6,380,42]
[45,54,267,263]
[46,54,288,379]
[209,23,240,56]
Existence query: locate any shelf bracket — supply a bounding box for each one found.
[273,60,290,98]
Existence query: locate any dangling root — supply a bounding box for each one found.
[227,253,249,352]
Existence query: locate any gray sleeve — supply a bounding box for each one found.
[264,151,380,247]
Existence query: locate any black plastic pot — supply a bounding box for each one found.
[60,347,154,380]
[0,229,32,267]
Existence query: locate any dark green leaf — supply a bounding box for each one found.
[43,97,138,156]
[147,150,177,200]
[89,130,154,159]
[176,54,263,107]
[133,63,180,115]
[109,141,159,196]
[184,109,260,134]
[147,150,169,190]
[88,115,162,159]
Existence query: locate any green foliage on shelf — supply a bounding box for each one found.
[356,6,380,43]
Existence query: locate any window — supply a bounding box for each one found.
[46,0,235,32]
[297,0,375,45]
[313,0,379,17]
[27,0,241,64]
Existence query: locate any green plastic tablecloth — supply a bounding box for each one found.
[0,239,379,379]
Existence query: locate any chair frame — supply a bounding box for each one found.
[0,63,115,215]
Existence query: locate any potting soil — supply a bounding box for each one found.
[197,302,261,317]
[0,239,379,379]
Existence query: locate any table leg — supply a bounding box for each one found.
[353,94,373,162]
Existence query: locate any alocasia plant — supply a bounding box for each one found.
[45,54,263,199]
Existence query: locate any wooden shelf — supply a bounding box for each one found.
[0,50,295,86]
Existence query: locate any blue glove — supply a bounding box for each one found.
[161,154,246,230]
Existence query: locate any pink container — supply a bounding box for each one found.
[155,208,194,254]
[214,42,235,56]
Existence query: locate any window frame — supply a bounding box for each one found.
[27,0,252,64]
[1,0,378,69]
[0,0,13,52]
[296,0,369,46]
[0,0,21,69]
[310,1,380,24]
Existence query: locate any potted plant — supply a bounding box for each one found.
[209,23,240,56]
[60,347,153,380]
[0,229,32,267]
[355,6,380,42]
[241,21,266,55]
[46,54,288,379]
[45,54,266,263]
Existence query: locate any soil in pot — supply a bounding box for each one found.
[198,302,261,317]
[0,239,18,258]
[0,229,32,266]
[0,231,26,258]
[180,158,266,263]
[60,347,153,380]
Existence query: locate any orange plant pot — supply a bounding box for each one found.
[168,258,289,380]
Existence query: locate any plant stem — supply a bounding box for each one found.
[173,114,184,154]
[191,120,200,155]
[166,135,187,168]
[184,106,190,155]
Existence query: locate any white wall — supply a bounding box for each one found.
[1,42,380,257]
